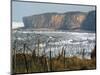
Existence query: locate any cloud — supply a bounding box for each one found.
[12,22,24,29]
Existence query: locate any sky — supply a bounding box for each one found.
[12,1,96,22]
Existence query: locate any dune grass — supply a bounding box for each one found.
[12,53,96,74]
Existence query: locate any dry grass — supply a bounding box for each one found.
[12,54,96,74]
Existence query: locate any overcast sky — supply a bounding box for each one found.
[12,1,96,22]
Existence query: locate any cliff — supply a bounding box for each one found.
[23,11,96,31]
[81,11,96,32]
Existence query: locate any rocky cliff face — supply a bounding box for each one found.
[60,12,86,30]
[81,11,96,32]
[23,11,96,31]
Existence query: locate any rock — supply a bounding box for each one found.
[22,11,96,32]
[23,12,86,30]
[81,11,96,32]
